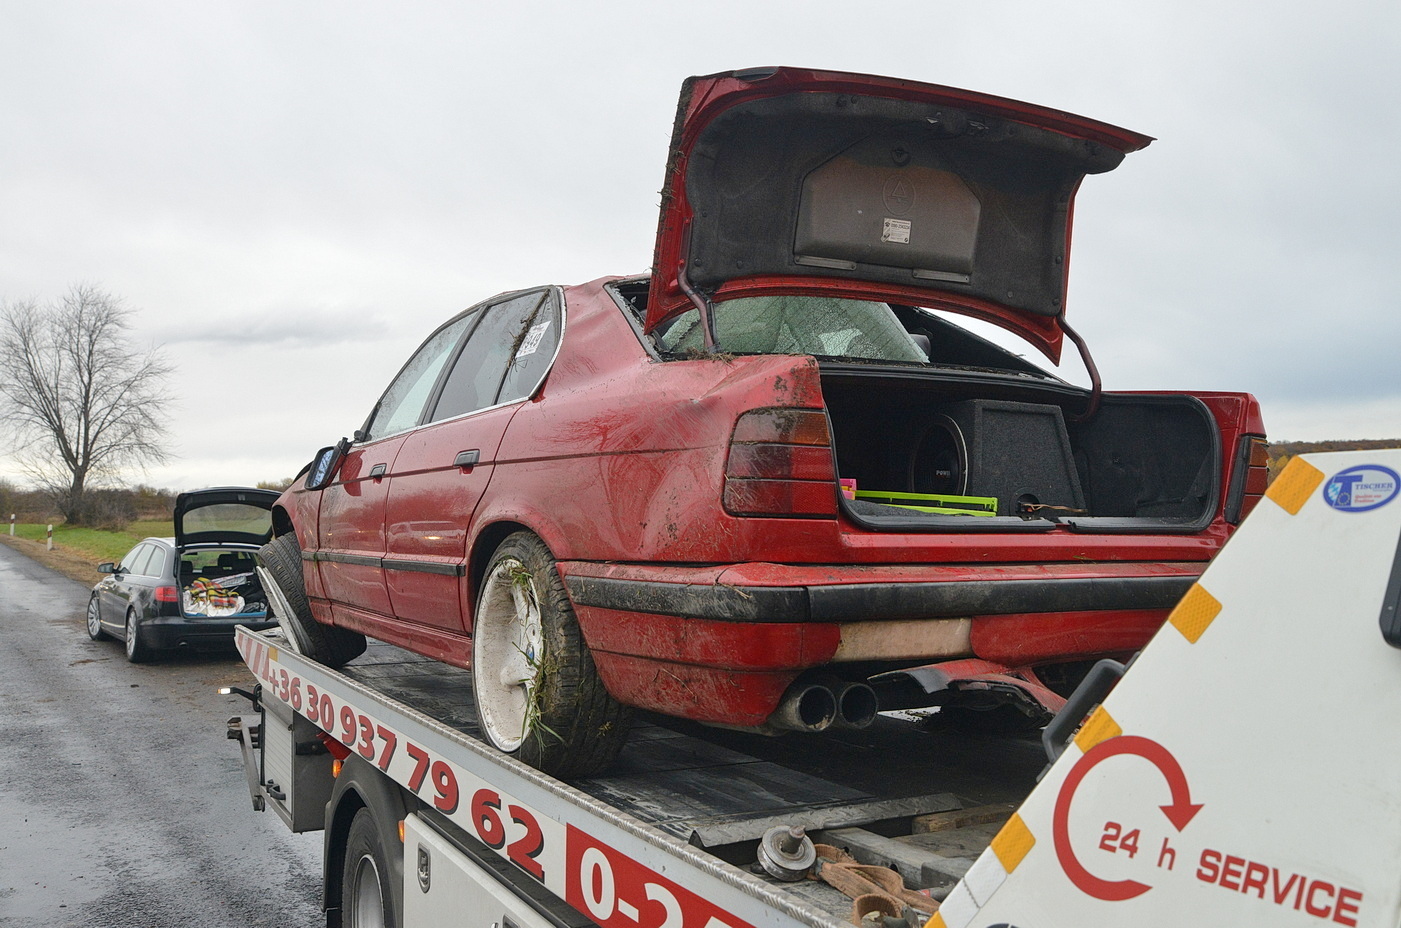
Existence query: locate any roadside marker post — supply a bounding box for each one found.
[8,514,13,536]
[46,524,53,550]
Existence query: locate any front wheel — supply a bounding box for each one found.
[86,595,111,641]
[257,532,366,668]
[471,532,630,777]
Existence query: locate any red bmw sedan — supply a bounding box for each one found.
[258,68,1266,777]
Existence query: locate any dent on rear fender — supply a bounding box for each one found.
[492,354,826,563]
[626,356,825,558]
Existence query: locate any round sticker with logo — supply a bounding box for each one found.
[1322,465,1400,512]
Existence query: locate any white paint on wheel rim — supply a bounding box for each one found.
[473,556,544,753]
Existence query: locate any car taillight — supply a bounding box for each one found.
[154,586,180,603]
[723,408,837,517]
[1224,435,1269,524]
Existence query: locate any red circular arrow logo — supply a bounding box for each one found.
[1052,735,1203,901]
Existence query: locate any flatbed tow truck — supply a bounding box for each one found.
[227,450,1401,928]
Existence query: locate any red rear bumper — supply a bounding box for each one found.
[560,560,1198,726]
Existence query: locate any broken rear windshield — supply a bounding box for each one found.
[656,296,927,362]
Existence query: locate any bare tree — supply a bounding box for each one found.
[0,285,173,525]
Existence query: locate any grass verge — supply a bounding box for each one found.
[1,521,175,585]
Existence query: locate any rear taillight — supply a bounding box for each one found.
[723,408,837,517]
[1224,435,1269,524]
[154,586,180,603]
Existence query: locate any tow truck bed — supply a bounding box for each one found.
[232,452,1401,928]
[234,631,1045,928]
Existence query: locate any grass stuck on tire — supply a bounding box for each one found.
[471,532,630,778]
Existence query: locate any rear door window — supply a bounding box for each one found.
[429,289,559,422]
[364,315,474,440]
[139,545,168,577]
[120,544,150,574]
[497,290,561,404]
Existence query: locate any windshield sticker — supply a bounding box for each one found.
[515,321,551,359]
[882,218,911,244]
[1322,465,1399,512]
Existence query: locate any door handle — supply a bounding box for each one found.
[369,463,387,479]
[455,450,480,469]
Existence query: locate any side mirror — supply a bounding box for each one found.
[305,439,350,491]
[98,562,116,574]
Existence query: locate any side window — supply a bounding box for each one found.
[430,290,557,422]
[139,546,167,577]
[363,315,474,440]
[498,290,561,404]
[120,544,149,573]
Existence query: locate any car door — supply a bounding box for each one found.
[121,544,161,619]
[383,288,562,632]
[99,543,151,621]
[314,313,475,622]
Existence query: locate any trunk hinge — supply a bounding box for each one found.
[676,219,720,351]
[1060,316,1101,422]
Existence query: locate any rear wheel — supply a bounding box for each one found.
[86,595,110,641]
[342,808,395,928]
[257,532,366,668]
[124,610,153,663]
[471,532,630,777]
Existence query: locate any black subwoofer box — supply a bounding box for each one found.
[933,399,1085,516]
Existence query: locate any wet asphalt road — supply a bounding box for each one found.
[0,542,324,927]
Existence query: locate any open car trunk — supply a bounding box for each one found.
[822,366,1220,533]
[173,487,279,616]
[625,282,1226,535]
[178,548,270,618]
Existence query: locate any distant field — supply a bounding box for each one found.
[9,520,174,565]
[1268,439,1401,479]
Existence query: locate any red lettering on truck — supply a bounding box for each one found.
[1196,849,1362,926]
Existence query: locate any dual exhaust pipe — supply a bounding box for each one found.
[768,677,879,733]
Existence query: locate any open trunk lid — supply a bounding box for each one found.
[646,67,1153,361]
[174,487,279,548]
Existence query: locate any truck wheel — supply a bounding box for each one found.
[471,532,631,778]
[86,595,111,641]
[125,610,153,663]
[343,808,396,928]
[257,532,366,668]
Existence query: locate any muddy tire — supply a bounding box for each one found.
[471,532,630,778]
[257,532,366,668]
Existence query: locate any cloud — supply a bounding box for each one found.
[3,0,1399,491]
[157,306,390,349]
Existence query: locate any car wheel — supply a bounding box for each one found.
[86,595,111,641]
[342,808,396,928]
[125,609,154,663]
[257,533,366,668]
[471,532,631,778]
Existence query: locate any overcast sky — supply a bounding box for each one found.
[2,1,1398,492]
